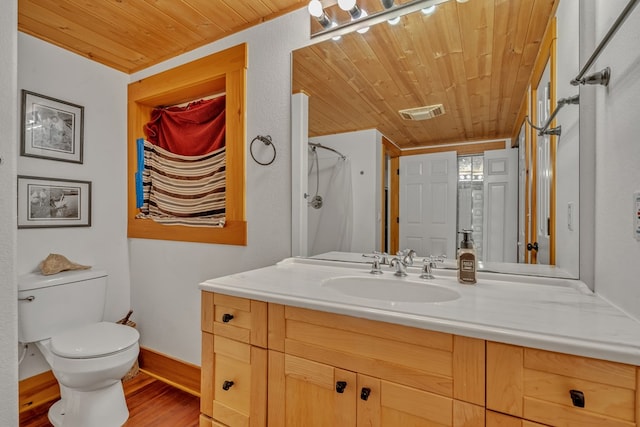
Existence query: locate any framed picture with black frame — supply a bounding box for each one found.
[17,176,92,228]
[20,90,84,164]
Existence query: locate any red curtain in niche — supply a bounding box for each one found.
[144,96,225,156]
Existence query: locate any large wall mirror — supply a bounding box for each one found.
[291,0,581,279]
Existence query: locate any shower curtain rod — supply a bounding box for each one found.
[308,142,346,160]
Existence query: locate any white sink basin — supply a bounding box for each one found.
[321,276,460,303]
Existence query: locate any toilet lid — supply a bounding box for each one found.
[50,322,139,359]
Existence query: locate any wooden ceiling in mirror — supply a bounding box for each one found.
[18,0,307,74]
[294,0,558,149]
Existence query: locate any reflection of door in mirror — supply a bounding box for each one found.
[535,64,552,264]
[399,149,517,263]
[517,124,527,264]
[399,151,457,259]
[526,20,557,266]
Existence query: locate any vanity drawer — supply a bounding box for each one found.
[201,333,267,426]
[487,342,638,426]
[270,305,485,404]
[201,292,267,347]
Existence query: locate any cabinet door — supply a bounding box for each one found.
[201,333,266,427]
[269,352,356,426]
[357,374,484,427]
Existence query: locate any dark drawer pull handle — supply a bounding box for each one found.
[335,381,347,394]
[569,389,585,407]
[222,380,234,391]
[360,387,371,401]
[222,313,234,323]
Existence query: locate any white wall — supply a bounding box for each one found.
[308,129,382,255]
[588,1,640,319]
[127,9,310,365]
[555,0,580,278]
[17,34,130,378]
[0,0,18,424]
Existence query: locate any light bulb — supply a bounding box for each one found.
[338,0,357,11]
[308,0,323,18]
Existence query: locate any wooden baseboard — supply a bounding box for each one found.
[18,346,201,414]
[19,370,60,414]
[139,347,201,397]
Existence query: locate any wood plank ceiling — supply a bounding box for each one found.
[18,0,307,74]
[19,0,557,149]
[293,0,558,149]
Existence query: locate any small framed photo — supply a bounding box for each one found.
[18,176,92,228]
[21,90,84,164]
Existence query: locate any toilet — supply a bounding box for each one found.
[18,268,140,427]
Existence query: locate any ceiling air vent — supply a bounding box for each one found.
[398,104,445,121]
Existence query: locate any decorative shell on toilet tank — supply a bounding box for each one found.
[18,269,108,343]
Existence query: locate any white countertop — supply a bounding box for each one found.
[200,255,640,365]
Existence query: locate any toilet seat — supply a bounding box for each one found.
[50,322,139,359]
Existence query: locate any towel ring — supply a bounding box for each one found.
[250,135,276,166]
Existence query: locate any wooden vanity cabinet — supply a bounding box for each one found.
[486,341,640,427]
[201,292,268,427]
[267,304,485,426]
[201,292,640,427]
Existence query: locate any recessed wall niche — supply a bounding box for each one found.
[127,43,247,245]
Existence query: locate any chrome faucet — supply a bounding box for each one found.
[390,257,408,277]
[389,249,415,277]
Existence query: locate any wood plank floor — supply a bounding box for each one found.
[19,372,200,427]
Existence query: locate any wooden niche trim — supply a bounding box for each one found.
[127,43,247,245]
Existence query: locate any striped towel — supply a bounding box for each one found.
[137,139,226,227]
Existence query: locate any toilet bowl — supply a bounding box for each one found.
[18,269,140,427]
[37,322,140,427]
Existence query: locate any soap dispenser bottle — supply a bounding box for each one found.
[457,230,477,285]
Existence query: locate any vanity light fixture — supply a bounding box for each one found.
[310,0,450,42]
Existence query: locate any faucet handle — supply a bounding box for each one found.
[420,259,435,279]
[369,255,383,275]
[420,255,446,279]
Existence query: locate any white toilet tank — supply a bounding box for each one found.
[18,269,108,343]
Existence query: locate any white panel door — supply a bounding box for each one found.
[536,64,552,265]
[517,125,527,263]
[483,148,518,263]
[399,151,457,258]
